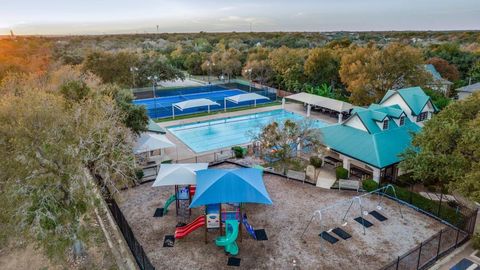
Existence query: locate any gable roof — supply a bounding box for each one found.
[147,118,166,134]
[456,82,480,93]
[348,104,406,134]
[425,64,443,80]
[380,87,435,115]
[321,119,420,168]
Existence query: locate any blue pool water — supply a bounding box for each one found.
[133,86,272,119]
[168,109,329,153]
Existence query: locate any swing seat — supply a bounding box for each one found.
[369,211,387,222]
[319,231,339,244]
[332,227,351,240]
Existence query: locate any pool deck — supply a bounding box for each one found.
[160,103,338,161]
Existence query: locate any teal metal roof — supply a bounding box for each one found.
[425,64,443,80]
[190,168,273,208]
[321,119,420,169]
[147,118,166,134]
[380,87,434,116]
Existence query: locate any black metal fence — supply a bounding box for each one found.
[105,197,156,270]
[380,186,478,270]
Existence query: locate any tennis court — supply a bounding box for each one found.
[133,85,273,119]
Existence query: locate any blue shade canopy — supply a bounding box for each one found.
[190,169,273,208]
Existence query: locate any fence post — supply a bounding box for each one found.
[455,228,460,247]
[409,184,413,204]
[437,193,443,217]
[396,256,400,270]
[436,229,443,258]
[416,242,423,270]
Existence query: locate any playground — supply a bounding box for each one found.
[118,163,447,269]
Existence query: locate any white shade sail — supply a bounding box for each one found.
[173,98,220,111]
[152,163,209,187]
[225,93,269,104]
[133,133,175,154]
[285,92,353,113]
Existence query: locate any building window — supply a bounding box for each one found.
[399,116,405,126]
[382,119,389,130]
[417,112,428,122]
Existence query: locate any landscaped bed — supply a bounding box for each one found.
[118,163,447,269]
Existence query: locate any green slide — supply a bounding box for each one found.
[163,195,176,215]
[215,220,239,256]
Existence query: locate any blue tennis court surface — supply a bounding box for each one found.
[133,86,272,118]
[168,109,329,153]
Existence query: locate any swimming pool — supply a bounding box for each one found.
[167,109,329,153]
[133,85,273,119]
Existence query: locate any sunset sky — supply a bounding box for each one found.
[1,0,479,35]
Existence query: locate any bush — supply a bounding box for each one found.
[135,169,144,180]
[383,184,462,226]
[472,233,480,250]
[335,167,348,180]
[231,146,246,158]
[309,156,323,168]
[362,179,379,192]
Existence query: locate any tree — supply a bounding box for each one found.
[340,43,430,105]
[82,51,138,87]
[219,48,242,82]
[135,54,185,87]
[250,119,322,173]
[0,68,138,263]
[184,52,206,75]
[400,92,480,199]
[468,60,480,84]
[304,48,339,87]
[268,46,307,91]
[425,43,478,81]
[426,57,460,82]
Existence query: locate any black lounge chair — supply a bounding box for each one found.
[332,227,352,240]
[354,217,373,228]
[369,210,388,222]
[319,231,339,244]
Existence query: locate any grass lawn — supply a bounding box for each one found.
[154,101,281,123]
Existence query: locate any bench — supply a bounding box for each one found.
[324,156,342,167]
[338,179,360,191]
[286,170,306,183]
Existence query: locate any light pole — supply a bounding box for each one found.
[206,61,215,84]
[129,67,138,89]
[245,68,252,92]
[147,75,159,118]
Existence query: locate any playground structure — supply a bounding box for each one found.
[300,185,404,250]
[171,167,273,256]
[215,220,240,255]
[152,163,207,219]
[174,215,206,239]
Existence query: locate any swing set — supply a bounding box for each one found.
[300,185,403,248]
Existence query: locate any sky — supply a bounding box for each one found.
[1,0,479,35]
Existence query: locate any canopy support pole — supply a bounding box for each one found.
[224,98,227,112]
[172,105,175,119]
[254,99,257,107]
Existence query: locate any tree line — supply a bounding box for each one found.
[49,33,480,108]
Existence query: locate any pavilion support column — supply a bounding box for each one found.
[307,104,311,117]
[281,98,285,109]
[338,113,343,123]
[224,98,227,112]
[372,168,381,183]
[172,105,175,119]
[342,157,350,178]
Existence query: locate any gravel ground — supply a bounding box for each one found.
[118,163,446,270]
